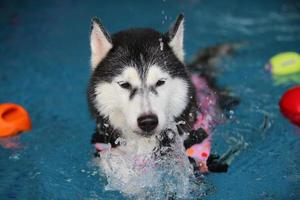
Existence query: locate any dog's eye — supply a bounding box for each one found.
[155,80,166,87]
[118,82,132,90]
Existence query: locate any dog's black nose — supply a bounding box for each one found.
[137,114,158,132]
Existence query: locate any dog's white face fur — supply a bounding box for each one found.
[90,16,189,140]
[94,65,188,138]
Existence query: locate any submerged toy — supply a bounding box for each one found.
[266,52,300,75]
[186,137,211,161]
[186,137,211,172]
[279,86,300,127]
[0,103,32,137]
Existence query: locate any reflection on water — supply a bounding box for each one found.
[272,73,300,85]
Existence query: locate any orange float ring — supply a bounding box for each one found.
[0,103,32,137]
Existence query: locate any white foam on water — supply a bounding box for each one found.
[93,130,207,199]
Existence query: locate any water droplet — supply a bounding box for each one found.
[115,137,127,145]
[167,131,174,139]
[176,121,186,125]
[159,38,164,51]
[103,123,109,127]
[9,154,20,161]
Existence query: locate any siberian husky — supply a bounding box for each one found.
[87,14,238,196]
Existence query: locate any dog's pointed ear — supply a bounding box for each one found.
[90,18,112,70]
[168,14,185,62]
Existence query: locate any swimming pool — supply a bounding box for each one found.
[0,0,300,199]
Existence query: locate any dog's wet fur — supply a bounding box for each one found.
[87,14,239,189]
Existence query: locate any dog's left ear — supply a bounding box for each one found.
[90,18,112,70]
[168,14,185,62]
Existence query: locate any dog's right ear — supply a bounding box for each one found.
[90,18,112,70]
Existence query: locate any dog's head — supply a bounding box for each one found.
[88,15,195,138]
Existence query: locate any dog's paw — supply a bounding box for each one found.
[183,128,208,149]
[207,154,228,173]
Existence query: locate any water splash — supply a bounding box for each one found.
[94,131,208,199]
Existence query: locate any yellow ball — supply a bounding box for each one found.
[268,52,300,75]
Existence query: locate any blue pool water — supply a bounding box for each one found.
[0,0,300,199]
